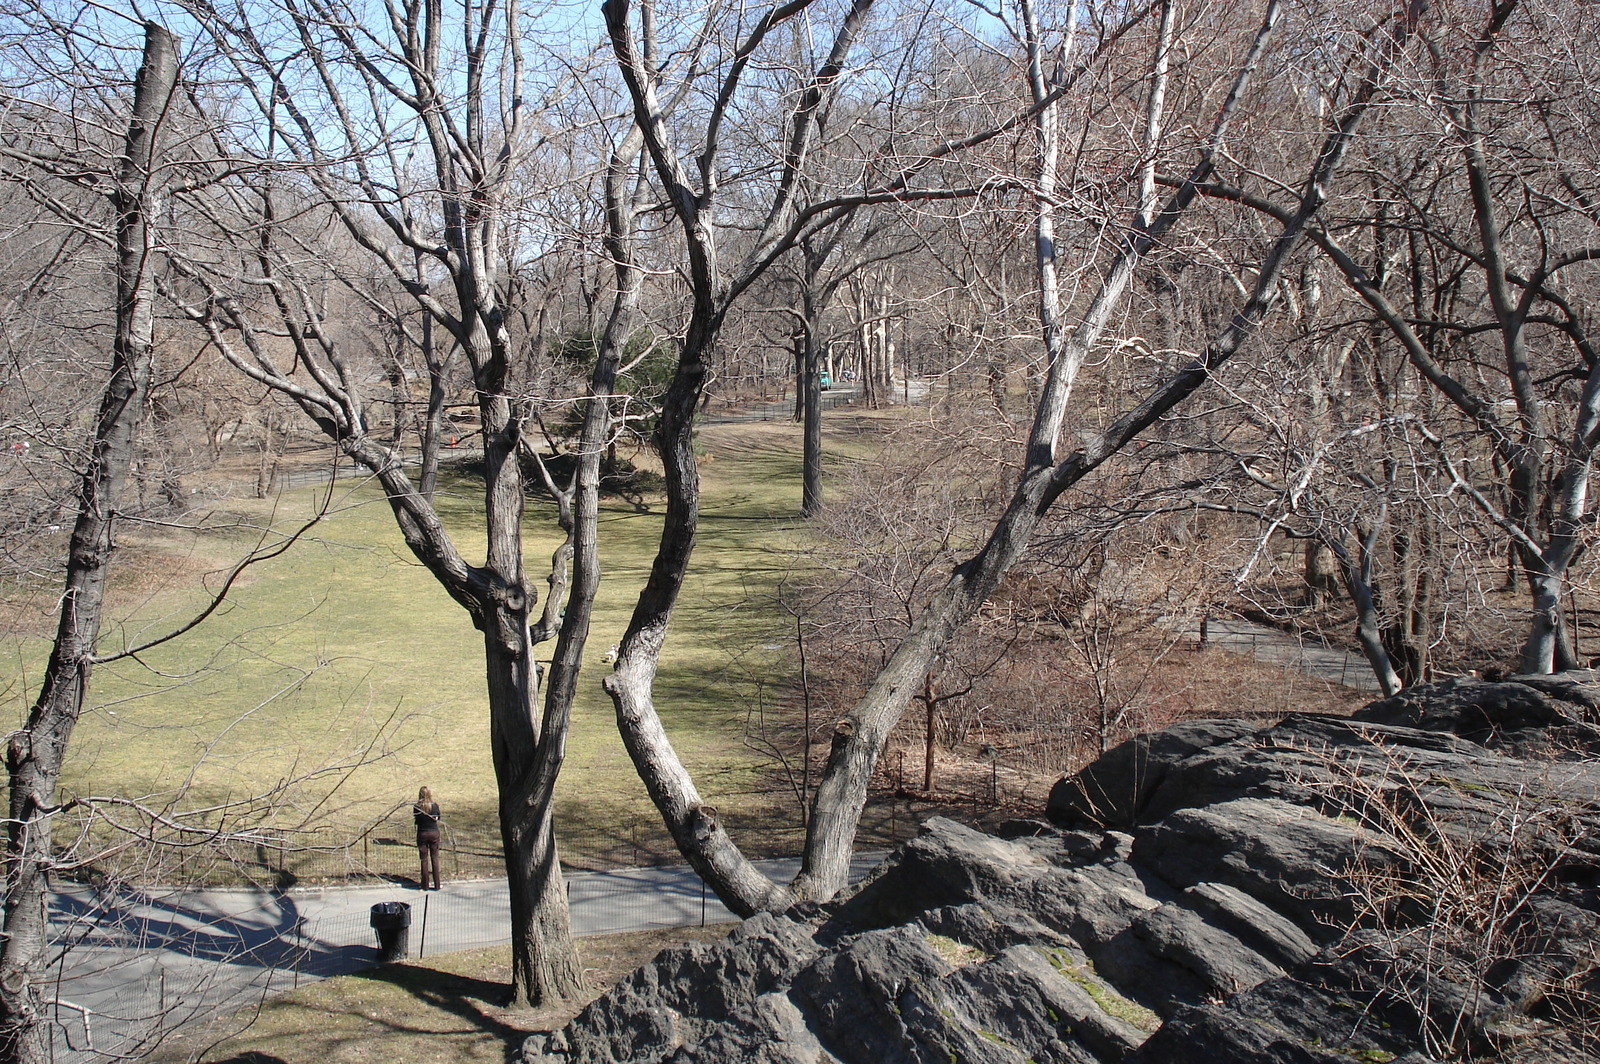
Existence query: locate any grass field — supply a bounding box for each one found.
[4,403,1369,888]
[3,416,837,883]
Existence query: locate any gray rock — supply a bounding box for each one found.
[526,673,1600,1064]
[1181,881,1317,970]
[1124,961,1422,1064]
[1354,673,1600,757]
[1134,797,1402,933]
[961,944,1154,1062]
[673,993,843,1064]
[831,817,1058,930]
[1130,902,1284,998]
[522,913,821,1064]
[917,902,1068,957]
[787,926,956,1063]
[1046,719,1260,829]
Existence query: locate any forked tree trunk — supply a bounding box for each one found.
[1522,562,1580,675]
[170,0,598,1009]
[478,359,583,1004]
[0,24,179,1064]
[603,0,1401,917]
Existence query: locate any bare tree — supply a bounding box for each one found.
[159,0,703,1003]
[160,0,606,1003]
[1194,0,1600,676]
[0,23,182,1063]
[784,212,913,514]
[597,0,1426,913]
[600,0,893,913]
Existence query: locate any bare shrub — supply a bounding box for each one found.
[786,411,1368,815]
[1322,744,1599,1059]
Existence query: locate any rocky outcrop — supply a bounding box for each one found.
[520,674,1600,1064]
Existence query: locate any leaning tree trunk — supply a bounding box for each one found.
[602,0,1348,912]
[799,0,1399,897]
[0,24,179,1064]
[1328,524,1405,697]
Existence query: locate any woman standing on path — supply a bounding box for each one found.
[413,786,442,889]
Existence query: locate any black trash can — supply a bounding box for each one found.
[369,901,411,963]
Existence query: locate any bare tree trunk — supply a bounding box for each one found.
[801,284,824,516]
[0,24,179,1064]
[854,284,877,408]
[385,351,406,449]
[1522,561,1581,674]
[255,403,277,499]
[501,119,644,1002]
[1379,514,1436,686]
[466,261,586,1000]
[170,0,597,1004]
[874,279,892,396]
[795,0,1413,899]
[791,325,805,422]
[1329,523,1405,697]
[601,0,881,916]
[486,631,580,1005]
[1304,540,1339,607]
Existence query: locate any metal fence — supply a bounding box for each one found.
[1196,615,1386,692]
[147,805,712,893]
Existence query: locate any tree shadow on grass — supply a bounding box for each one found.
[351,963,525,1043]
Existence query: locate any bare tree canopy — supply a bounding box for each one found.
[8,5,1600,1050]
[2,22,183,1063]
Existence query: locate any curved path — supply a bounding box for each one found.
[48,855,881,1061]
[1195,615,1385,692]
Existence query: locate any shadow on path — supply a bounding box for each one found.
[51,887,304,969]
[50,884,373,975]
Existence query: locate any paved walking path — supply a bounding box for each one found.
[48,855,880,1061]
[1194,615,1385,692]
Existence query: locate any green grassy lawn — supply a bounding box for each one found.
[2,418,822,882]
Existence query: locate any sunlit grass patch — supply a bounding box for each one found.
[5,417,821,882]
